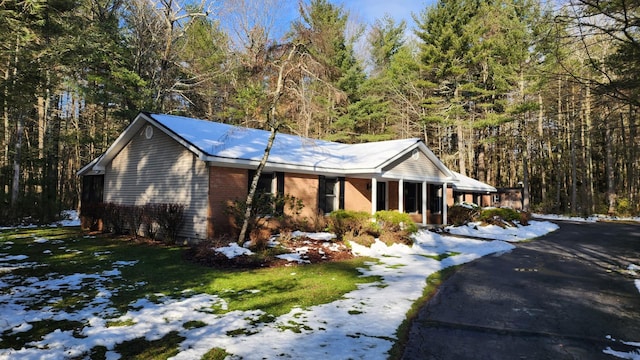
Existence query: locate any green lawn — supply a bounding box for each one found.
[0,227,378,358]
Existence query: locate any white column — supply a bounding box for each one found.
[442,182,448,225]
[398,179,404,213]
[371,178,377,215]
[422,181,428,225]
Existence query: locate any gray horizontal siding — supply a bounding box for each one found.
[383,150,447,180]
[104,124,209,240]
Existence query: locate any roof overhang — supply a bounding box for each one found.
[450,171,497,193]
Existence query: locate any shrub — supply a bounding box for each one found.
[479,208,520,223]
[447,204,479,226]
[102,202,127,235]
[478,207,532,227]
[142,204,159,240]
[226,193,304,242]
[80,202,104,231]
[374,210,418,234]
[154,203,186,244]
[327,210,374,240]
[617,198,632,216]
[124,205,145,238]
[374,210,418,245]
[519,211,531,226]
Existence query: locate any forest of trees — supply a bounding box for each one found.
[0,0,638,224]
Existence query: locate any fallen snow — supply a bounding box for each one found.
[215,243,253,258]
[446,220,559,242]
[1,215,638,359]
[604,336,640,360]
[533,213,640,223]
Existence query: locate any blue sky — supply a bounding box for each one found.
[272,0,437,36]
[335,0,436,28]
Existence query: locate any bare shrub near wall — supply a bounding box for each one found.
[80,202,104,231]
[124,205,145,239]
[142,204,158,240]
[226,193,304,241]
[154,203,186,244]
[447,205,479,226]
[103,203,127,235]
[81,202,185,241]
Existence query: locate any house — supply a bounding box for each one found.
[78,112,494,241]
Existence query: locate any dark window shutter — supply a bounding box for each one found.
[276,172,285,213]
[318,175,326,214]
[276,172,285,195]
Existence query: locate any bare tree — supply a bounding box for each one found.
[237,44,302,244]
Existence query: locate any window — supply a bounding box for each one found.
[318,176,344,214]
[256,173,274,194]
[429,184,442,214]
[248,171,285,214]
[404,182,422,213]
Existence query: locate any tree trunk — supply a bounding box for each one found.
[237,44,299,244]
[237,125,278,243]
[605,120,616,215]
[583,85,594,214]
[11,115,23,207]
[538,93,546,203]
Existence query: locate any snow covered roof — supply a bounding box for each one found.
[79,112,456,181]
[451,171,497,193]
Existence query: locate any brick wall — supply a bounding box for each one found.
[209,166,248,238]
[344,178,371,212]
[284,173,318,219]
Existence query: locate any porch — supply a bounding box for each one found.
[368,178,449,226]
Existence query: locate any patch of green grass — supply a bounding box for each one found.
[114,331,185,359]
[198,258,379,317]
[387,266,459,360]
[106,318,136,327]
[201,347,229,360]
[182,320,206,329]
[0,227,380,358]
[277,320,313,333]
[225,327,258,337]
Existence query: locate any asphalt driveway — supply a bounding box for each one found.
[402,220,640,360]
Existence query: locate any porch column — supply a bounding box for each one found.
[422,181,427,225]
[371,178,377,215]
[398,179,404,213]
[442,182,448,225]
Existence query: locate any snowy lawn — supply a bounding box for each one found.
[0,218,571,360]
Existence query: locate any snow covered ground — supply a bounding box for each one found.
[0,213,638,359]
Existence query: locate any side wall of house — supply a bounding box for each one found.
[209,166,248,237]
[104,125,209,240]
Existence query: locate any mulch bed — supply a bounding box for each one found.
[184,235,355,269]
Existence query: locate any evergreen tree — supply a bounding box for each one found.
[291,0,366,141]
